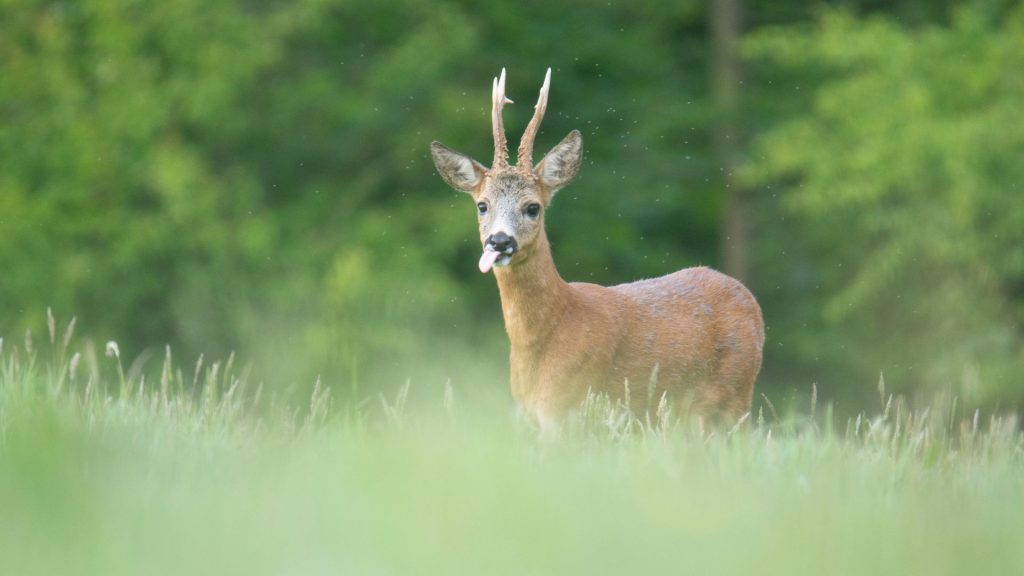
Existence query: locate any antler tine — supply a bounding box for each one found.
[491,68,513,169]
[517,67,551,170]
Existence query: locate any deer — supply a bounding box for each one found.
[430,68,764,429]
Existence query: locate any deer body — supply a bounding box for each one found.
[431,69,763,425]
[497,231,762,425]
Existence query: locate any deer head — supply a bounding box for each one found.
[431,68,583,273]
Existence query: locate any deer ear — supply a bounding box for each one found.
[535,130,582,195]
[431,141,487,193]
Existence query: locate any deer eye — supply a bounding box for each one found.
[525,203,541,218]
[477,202,488,215]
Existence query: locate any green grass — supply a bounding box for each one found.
[1,320,1022,576]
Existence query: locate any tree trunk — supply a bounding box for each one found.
[710,0,749,283]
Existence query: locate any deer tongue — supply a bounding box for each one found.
[479,247,501,274]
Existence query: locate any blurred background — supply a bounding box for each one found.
[1,0,1022,412]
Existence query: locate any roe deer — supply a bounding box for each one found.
[430,68,764,428]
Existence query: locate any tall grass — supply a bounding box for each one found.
[1,317,1022,575]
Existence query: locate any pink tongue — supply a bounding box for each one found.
[478,249,501,273]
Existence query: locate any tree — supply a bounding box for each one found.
[711,0,750,282]
[744,4,1024,405]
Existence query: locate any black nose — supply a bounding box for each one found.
[487,232,518,254]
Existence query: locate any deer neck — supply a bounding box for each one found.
[493,230,570,351]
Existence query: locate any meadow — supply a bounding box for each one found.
[1,317,1021,576]
[4,2,1023,574]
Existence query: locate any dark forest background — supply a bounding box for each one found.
[2,0,1022,412]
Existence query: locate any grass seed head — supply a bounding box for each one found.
[70,352,81,382]
[47,307,56,345]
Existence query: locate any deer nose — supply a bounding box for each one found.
[487,232,518,254]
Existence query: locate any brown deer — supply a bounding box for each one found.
[431,68,764,428]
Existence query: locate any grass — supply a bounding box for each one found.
[1,318,1023,575]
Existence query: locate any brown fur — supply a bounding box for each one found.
[497,231,763,427]
[431,69,764,427]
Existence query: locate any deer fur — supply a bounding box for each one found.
[431,69,764,427]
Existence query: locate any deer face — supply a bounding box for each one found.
[430,132,581,272]
[430,69,582,274]
[475,172,544,269]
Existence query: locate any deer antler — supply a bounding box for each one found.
[516,68,551,170]
[491,68,513,169]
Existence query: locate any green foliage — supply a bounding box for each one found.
[744,3,1024,404]
[0,0,723,395]
[1,0,1023,408]
[0,0,288,348]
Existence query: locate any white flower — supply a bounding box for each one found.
[105,341,120,358]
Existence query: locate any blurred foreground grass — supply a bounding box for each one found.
[1,320,1022,576]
